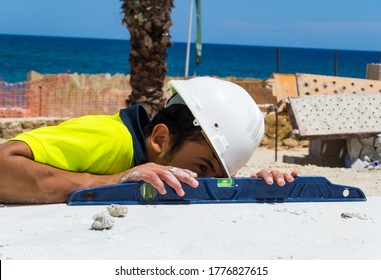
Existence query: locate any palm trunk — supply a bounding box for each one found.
[121,0,174,117]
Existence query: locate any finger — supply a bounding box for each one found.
[143,173,167,195]
[177,168,198,178]
[255,169,274,185]
[284,172,296,183]
[291,170,299,177]
[169,167,199,188]
[123,166,168,195]
[120,165,178,195]
[249,171,258,178]
[120,169,142,182]
[271,170,286,186]
[159,167,185,197]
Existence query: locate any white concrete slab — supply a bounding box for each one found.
[1,198,380,260]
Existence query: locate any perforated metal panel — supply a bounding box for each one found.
[288,93,381,139]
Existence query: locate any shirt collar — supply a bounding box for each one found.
[119,104,150,166]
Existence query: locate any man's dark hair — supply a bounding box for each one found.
[143,104,203,158]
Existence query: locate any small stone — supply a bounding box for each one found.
[341,212,368,220]
[282,138,300,148]
[91,212,115,230]
[107,204,128,217]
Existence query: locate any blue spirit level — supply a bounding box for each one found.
[67,176,366,205]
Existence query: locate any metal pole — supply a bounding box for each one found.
[185,0,193,77]
[334,50,338,76]
[275,107,278,162]
[275,47,280,162]
[276,47,280,73]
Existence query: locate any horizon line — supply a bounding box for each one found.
[1,32,380,53]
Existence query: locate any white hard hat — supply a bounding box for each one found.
[167,77,264,177]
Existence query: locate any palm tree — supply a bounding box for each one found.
[121,0,174,117]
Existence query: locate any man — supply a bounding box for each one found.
[0,77,296,203]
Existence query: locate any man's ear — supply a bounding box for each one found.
[150,124,170,153]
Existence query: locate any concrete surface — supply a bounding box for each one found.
[1,198,380,260]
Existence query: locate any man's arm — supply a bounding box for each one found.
[0,141,199,204]
[0,141,121,204]
[0,141,297,204]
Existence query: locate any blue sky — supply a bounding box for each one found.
[1,0,381,51]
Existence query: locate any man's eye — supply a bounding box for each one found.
[196,164,207,174]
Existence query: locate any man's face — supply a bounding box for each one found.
[159,138,225,178]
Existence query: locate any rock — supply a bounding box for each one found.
[0,121,23,139]
[277,114,289,126]
[267,138,276,149]
[20,120,34,129]
[107,204,128,217]
[260,135,269,146]
[340,212,368,220]
[33,120,47,128]
[91,212,115,230]
[282,138,300,148]
[55,119,67,125]
[265,126,276,138]
[265,112,276,125]
[265,126,286,140]
[300,140,309,147]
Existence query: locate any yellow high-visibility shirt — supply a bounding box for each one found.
[11,105,149,175]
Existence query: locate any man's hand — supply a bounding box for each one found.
[119,163,199,197]
[250,169,298,186]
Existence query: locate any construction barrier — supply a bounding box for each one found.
[0,77,129,118]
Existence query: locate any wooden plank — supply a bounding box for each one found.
[296,73,381,96]
[272,73,298,102]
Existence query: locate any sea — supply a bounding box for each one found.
[1,33,381,83]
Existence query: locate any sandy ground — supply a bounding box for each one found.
[238,147,381,197]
